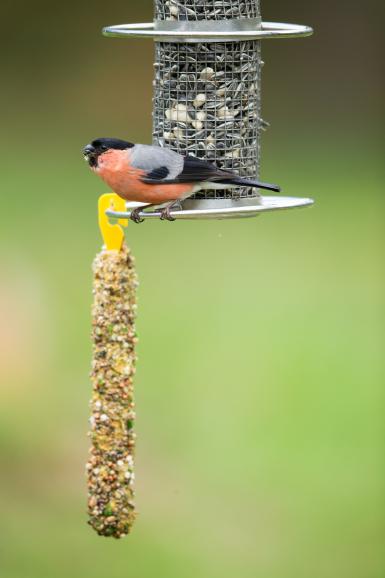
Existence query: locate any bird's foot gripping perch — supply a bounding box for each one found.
[129,206,146,224]
[159,207,175,221]
[159,201,180,222]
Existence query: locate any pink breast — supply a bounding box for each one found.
[94,149,194,203]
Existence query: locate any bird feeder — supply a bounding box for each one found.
[86,2,314,539]
[103,0,313,221]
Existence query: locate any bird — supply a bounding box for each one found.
[83,137,281,222]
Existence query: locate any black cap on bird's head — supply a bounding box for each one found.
[83,138,134,167]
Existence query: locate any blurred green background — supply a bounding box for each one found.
[0,1,383,577]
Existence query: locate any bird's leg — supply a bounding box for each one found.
[159,200,180,222]
[129,204,153,224]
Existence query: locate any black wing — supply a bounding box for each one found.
[145,166,170,180]
[141,154,281,192]
[142,155,230,184]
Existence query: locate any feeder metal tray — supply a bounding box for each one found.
[106,196,314,221]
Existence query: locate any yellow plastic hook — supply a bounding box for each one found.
[98,193,128,251]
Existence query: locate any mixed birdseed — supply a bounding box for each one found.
[153,0,263,199]
[155,0,259,21]
[87,245,138,539]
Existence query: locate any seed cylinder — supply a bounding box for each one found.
[87,245,138,539]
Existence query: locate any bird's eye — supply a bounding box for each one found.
[101,145,107,151]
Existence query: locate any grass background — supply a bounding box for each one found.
[0,0,383,577]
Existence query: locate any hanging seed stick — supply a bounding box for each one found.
[87,243,138,538]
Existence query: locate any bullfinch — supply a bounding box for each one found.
[83,137,280,222]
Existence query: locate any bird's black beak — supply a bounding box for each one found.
[83,144,97,167]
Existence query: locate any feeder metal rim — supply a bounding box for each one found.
[102,21,314,42]
[154,16,262,34]
[105,196,314,221]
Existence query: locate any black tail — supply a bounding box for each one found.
[218,177,281,192]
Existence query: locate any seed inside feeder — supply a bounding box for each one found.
[153,0,262,200]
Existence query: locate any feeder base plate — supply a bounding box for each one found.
[105,196,314,221]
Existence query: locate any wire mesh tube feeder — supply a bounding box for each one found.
[103,0,314,221]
